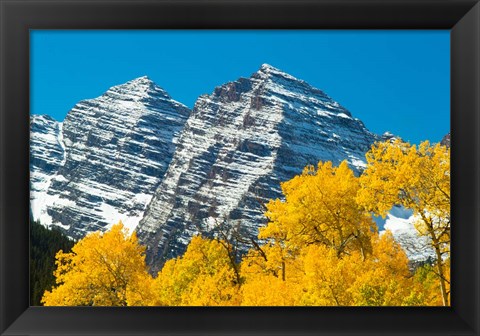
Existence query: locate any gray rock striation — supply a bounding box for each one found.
[136,64,378,268]
[30,76,190,237]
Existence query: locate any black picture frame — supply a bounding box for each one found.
[1,0,479,335]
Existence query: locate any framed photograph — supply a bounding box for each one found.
[1,0,479,335]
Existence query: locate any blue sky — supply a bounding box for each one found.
[31,30,449,144]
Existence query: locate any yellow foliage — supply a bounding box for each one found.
[358,140,450,225]
[299,244,356,305]
[125,272,158,306]
[153,236,241,306]
[245,154,446,306]
[263,161,376,258]
[240,244,302,306]
[402,262,445,306]
[357,140,450,305]
[240,230,419,306]
[296,232,414,306]
[42,222,152,306]
[348,232,412,306]
[241,274,297,306]
[41,139,449,307]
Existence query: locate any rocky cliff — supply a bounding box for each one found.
[30,77,190,237]
[135,64,378,267]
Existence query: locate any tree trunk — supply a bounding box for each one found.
[432,236,448,306]
[421,213,449,306]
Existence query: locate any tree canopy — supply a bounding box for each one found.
[42,222,152,306]
[41,140,450,306]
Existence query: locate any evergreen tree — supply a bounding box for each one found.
[30,220,74,305]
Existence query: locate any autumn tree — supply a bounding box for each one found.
[301,232,413,306]
[240,243,303,305]
[346,231,417,306]
[357,140,450,305]
[241,224,417,306]
[42,222,154,306]
[40,140,450,307]
[241,161,375,305]
[262,161,376,259]
[402,262,445,306]
[152,236,241,306]
[240,160,424,306]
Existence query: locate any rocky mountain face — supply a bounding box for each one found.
[30,115,66,220]
[441,132,450,147]
[30,77,190,238]
[135,64,378,267]
[32,65,412,270]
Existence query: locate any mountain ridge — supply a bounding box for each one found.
[30,64,442,268]
[134,64,378,268]
[31,77,190,237]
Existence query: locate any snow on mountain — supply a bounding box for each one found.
[30,76,190,237]
[31,66,442,269]
[136,64,379,267]
[376,205,435,262]
[30,115,66,225]
[380,131,399,142]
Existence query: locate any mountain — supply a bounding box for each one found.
[30,77,190,237]
[135,64,378,267]
[30,115,66,222]
[33,65,441,269]
[375,206,435,263]
[441,132,450,147]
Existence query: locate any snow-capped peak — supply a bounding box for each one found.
[96,75,187,108]
[128,75,153,83]
[256,63,299,82]
[31,114,57,123]
[31,76,191,239]
[259,63,281,72]
[137,65,378,268]
[116,75,159,91]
